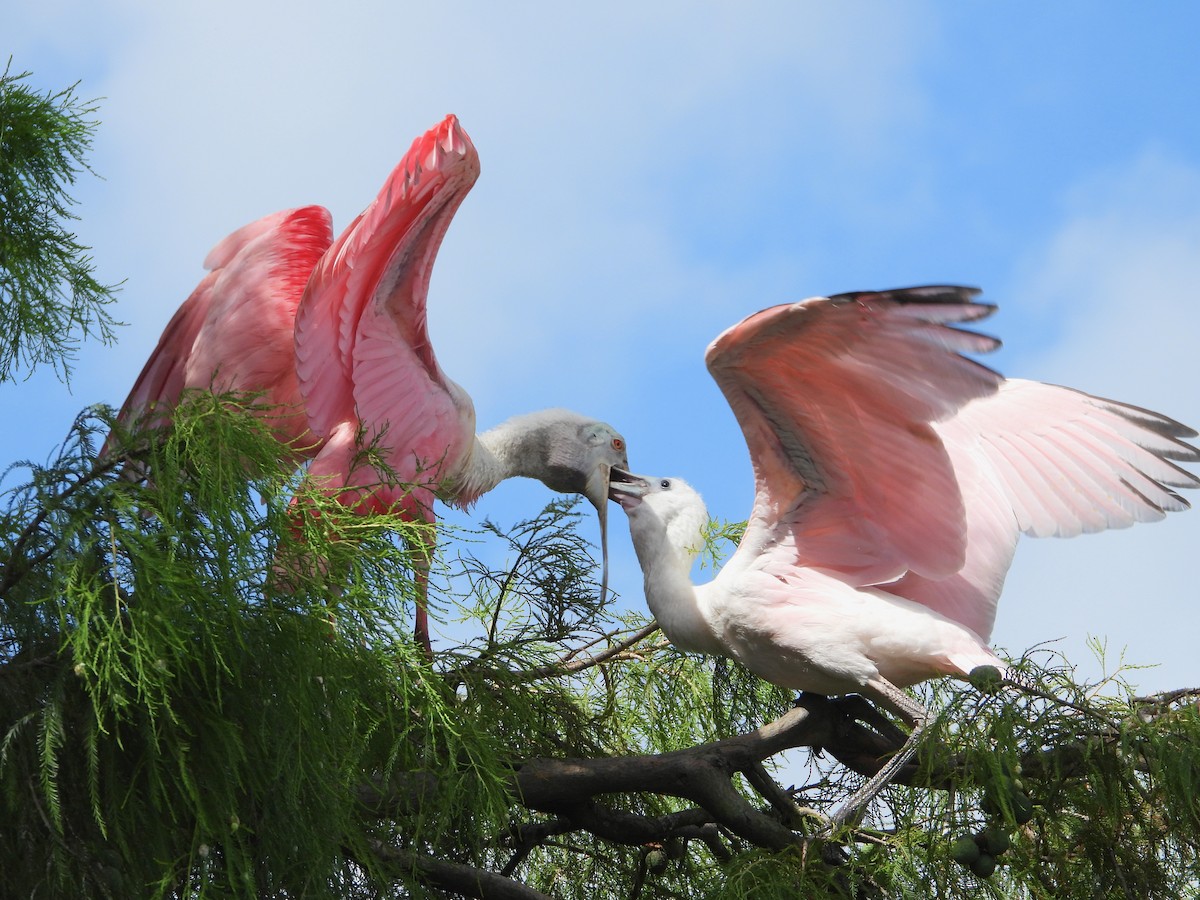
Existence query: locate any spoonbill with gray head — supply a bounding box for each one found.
[109,115,629,652]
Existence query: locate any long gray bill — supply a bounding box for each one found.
[584,463,613,605]
[598,492,610,605]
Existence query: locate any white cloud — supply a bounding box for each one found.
[36,1,937,424]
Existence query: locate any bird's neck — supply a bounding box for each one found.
[449,417,553,508]
[629,518,722,655]
[443,436,507,508]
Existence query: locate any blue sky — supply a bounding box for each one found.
[6,2,1200,693]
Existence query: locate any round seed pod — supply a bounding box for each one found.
[970,852,997,878]
[645,849,668,876]
[950,835,982,866]
[968,665,1004,694]
[978,827,1012,856]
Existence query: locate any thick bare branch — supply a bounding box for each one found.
[356,771,439,819]
[532,804,716,847]
[514,695,837,850]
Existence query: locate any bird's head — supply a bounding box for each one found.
[496,409,629,509]
[485,408,629,602]
[540,416,629,603]
[609,470,709,560]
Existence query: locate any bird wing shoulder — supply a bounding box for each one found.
[117,206,332,426]
[116,273,218,429]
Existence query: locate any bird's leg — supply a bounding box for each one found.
[824,677,930,833]
[413,569,432,661]
[406,527,436,661]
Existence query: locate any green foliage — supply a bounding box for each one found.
[828,656,1200,899]
[3,400,1200,898]
[0,395,781,897]
[0,60,121,384]
[698,516,745,572]
[0,397,502,896]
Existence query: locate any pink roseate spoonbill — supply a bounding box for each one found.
[609,285,1199,829]
[108,116,628,653]
[104,204,334,457]
[293,114,628,651]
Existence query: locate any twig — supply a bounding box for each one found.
[1131,686,1200,717]
[743,761,813,830]
[0,454,123,597]
[510,621,661,682]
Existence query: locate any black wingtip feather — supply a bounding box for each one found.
[828,285,984,306]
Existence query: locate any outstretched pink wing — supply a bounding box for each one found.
[707,286,1200,643]
[111,206,333,448]
[706,286,1003,585]
[116,276,216,432]
[295,115,481,509]
[885,378,1200,640]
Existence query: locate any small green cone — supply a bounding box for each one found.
[968,665,1004,694]
[950,835,982,866]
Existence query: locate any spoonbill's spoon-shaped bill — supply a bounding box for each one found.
[610,285,1199,828]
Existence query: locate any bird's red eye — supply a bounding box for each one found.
[612,438,625,451]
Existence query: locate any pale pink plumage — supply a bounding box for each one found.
[611,285,1199,825]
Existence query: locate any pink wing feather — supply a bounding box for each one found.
[295,115,481,513]
[706,286,1003,586]
[951,381,1198,536]
[111,206,333,449]
[886,379,1200,640]
[116,276,217,432]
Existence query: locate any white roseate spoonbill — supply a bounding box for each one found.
[109,115,629,651]
[609,285,1200,828]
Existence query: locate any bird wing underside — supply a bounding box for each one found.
[946,379,1200,537]
[295,115,480,448]
[706,286,1004,585]
[113,273,218,433]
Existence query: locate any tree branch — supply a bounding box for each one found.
[524,804,716,848]
[514,695,838,850]
[356,771,438,819]
[368,842,554,900]
[350,679,1200,898]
